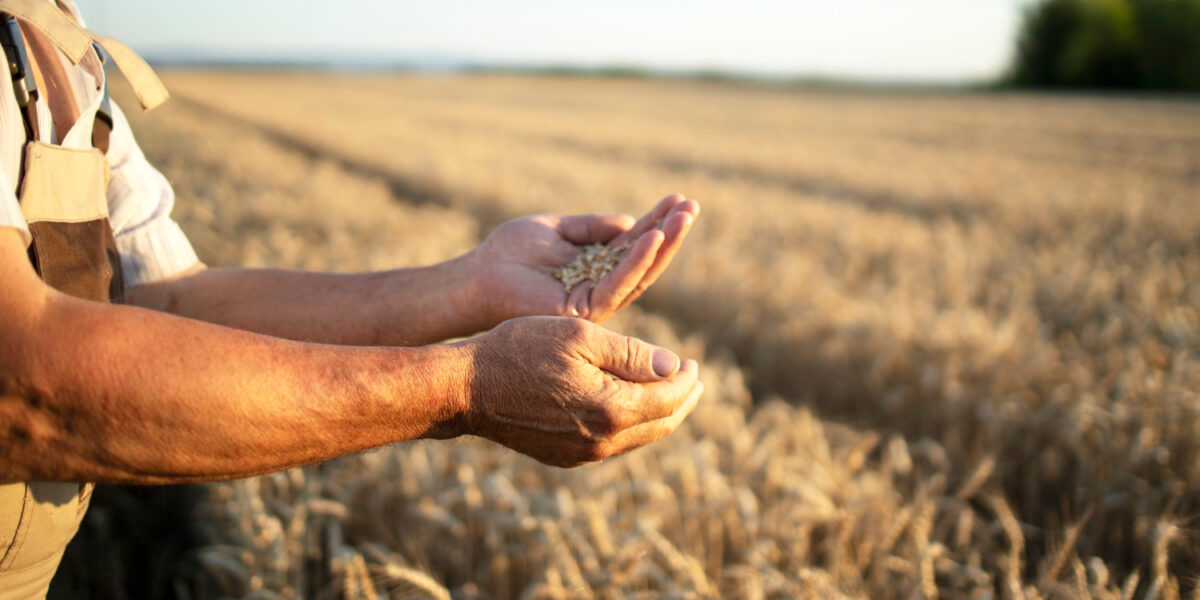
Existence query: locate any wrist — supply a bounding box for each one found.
[447,250,500,333]
[390,341,475,440]
[367,253,492,345]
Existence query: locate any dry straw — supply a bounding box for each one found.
[69,72,1200,600]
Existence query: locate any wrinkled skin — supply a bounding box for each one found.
[451,316,703,467]
[469,194,700,325]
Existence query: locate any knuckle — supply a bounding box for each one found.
[579,440,610,463]
[552,455,582,468]
[575,297,593,321]
[623,336,644,374]
[658,416,681,436]
[561,316,590,339]
[594,404,625,437]
[648,393,676,421]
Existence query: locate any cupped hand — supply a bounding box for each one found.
[469,194,699,326]
[456,316,703,467]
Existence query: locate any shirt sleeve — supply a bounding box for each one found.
[104,100,200,287]
[0,46,30,248]
[0,169,31,246]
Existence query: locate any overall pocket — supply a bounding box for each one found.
[0,482,33,570]
[0,483,87,573]
[18,141,118,302]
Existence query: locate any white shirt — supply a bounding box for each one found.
[0,0,198,287]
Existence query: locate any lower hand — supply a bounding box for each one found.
[468,194,699,326]
[451,316,703,467]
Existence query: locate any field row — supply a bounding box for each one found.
[94,72,1200,598]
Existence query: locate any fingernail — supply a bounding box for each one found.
[652,348,679,377]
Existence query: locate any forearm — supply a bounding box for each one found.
[125,256,489,346]
[0,290,469,485]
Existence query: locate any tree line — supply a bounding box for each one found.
[1009,0,1200,90]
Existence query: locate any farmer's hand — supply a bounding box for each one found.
[452,316,703,467]
[468,194,698,325]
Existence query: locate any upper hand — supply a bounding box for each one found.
[468,194,699,325]
[450,316,703,467]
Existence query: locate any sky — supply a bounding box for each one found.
[73,0,1030,84]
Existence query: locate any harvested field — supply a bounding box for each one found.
[55,72,1200,599]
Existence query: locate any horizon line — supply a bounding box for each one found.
[140,49,1001,89]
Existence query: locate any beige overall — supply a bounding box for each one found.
[0,1,168,596]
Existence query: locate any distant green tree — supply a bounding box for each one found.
[1135,0,1200,88]
[1013,0,1088,86]
[1009,0,1200,90]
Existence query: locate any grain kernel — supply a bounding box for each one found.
[553,242,632,292]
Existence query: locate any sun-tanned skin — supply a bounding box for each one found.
[126,196,698,345]
[0,195,701,483]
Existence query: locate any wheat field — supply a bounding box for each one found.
[53,71,1200,599]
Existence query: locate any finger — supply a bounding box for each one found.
[584,358,699,444]
[535,358,700,467]
[579,326,682,383]
[609,194,687,247]
[619,358,699,422]
[519,380,704,468]
[615,208,695,312]
[675,198,700,218]
[556,214,636,245]
[564,279,593,318]
[588,229,664,320]
[668,198,700,225]
[605,379,705,458]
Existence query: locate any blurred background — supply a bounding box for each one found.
[51,1,1200,599]
[76,0,1200,89]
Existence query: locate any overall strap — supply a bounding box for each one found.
[0,15,39,141]
[1,18,111,154]
[91,69,110,152]
[0,0,167,111]
[0,0,87,62]
[20,17,79,142]
[87,30,167,110]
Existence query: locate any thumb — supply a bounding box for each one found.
[584,327,680,382]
